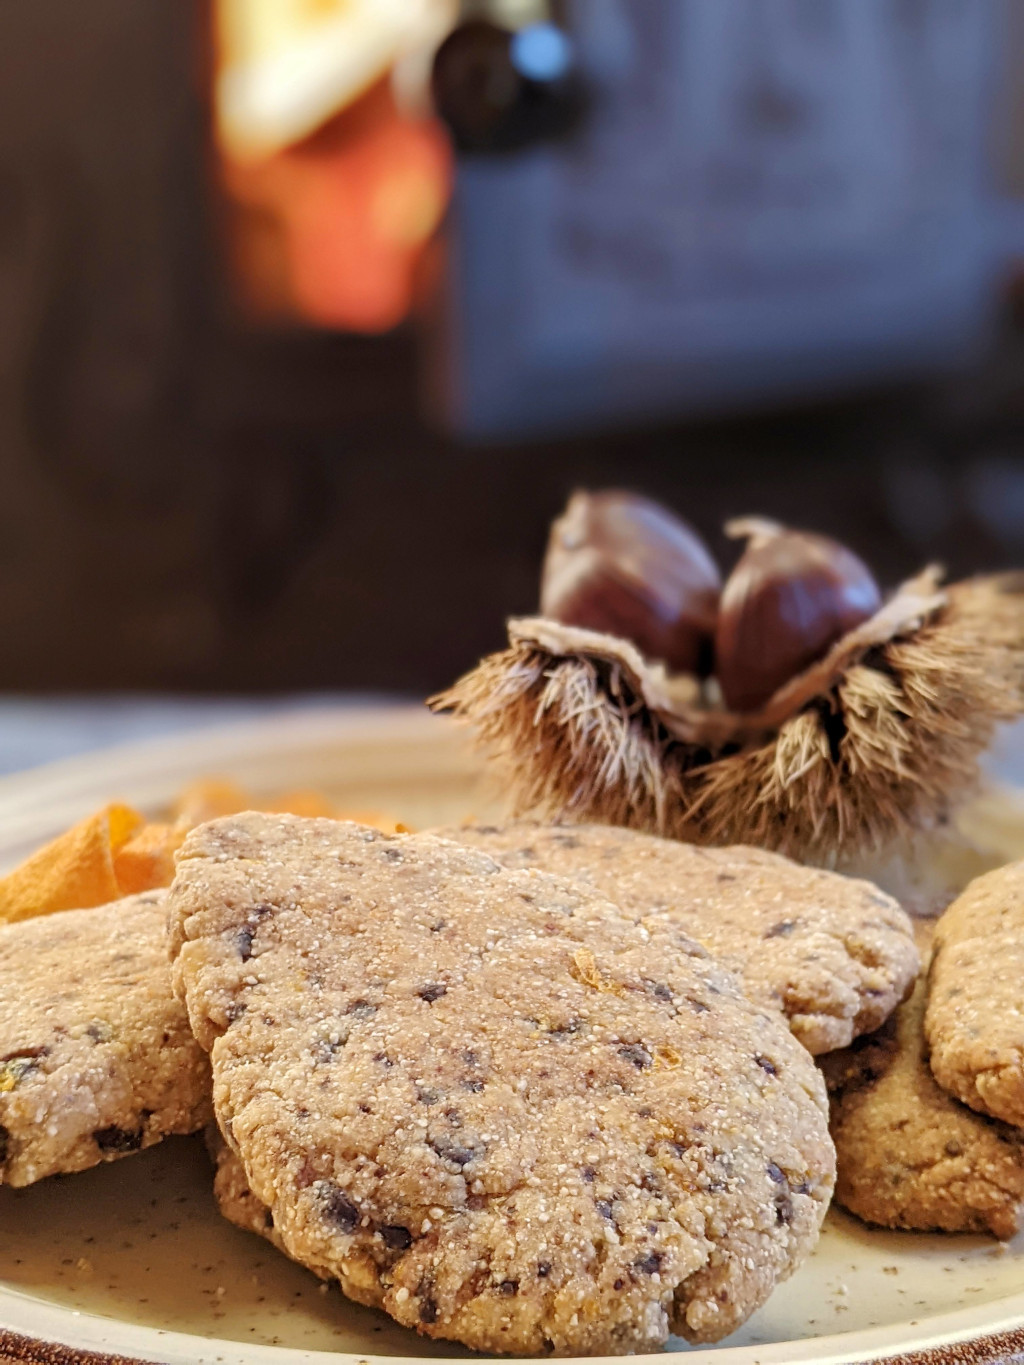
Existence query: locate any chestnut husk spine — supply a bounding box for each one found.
[428,560,1024,862]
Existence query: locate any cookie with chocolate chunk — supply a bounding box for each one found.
[926,861,1024,1126]
[170,813,835,1357]
[432,821,918,1055]
[824,972,1024,1239]
[0,891,211,1186]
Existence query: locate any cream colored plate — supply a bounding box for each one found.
[1,705,1024,1365]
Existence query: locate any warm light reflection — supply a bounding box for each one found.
[213,0,454,333]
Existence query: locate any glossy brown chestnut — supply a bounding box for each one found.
[540,489,721,674]
[715,520,882,712]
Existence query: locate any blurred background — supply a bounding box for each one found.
[2,0,1024,699]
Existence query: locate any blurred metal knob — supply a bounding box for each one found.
[431,18,585,154]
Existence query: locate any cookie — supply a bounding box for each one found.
[170,813,835,1356]
[207,1124,288,1251]
[926,861,1024,1125]
[432,822,918,1055]
[823,974,1024,1238]
[0,891,211,1187]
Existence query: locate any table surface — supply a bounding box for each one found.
[0,694,403,777]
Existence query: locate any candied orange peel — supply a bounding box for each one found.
[0,779,407,924]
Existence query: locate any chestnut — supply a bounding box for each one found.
[715,519,882,712]
[539,490,721,675]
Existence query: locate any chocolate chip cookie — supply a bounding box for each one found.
[0,891,211,1186]
[170,813,835,1356]
[926,861,1024,1126]
[824,973,1024,1238]
[432,822,918,1055]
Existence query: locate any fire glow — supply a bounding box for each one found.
[213,0,453,333]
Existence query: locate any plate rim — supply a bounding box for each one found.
[1,705,1022,1365]
[5,1293,1024,1365]
[0,703,470,867]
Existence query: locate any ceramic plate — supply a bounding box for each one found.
[1,705,1023,1365]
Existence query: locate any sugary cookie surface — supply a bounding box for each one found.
[926,861,1024,1126]
[433,822,919,1055]
[0,891,211,1186]
[207,1124,288,1252]
[170,813,835,1356]
[824,975,1024,1239]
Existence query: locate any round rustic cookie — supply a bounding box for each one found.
[170,813,835,1356]
[431,821,919,1055]
[823,974,1024,1238]
[926,861,1024,1126]
[0,891,211,1187]
[207,1124,287,1251]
